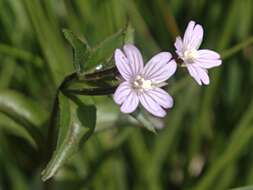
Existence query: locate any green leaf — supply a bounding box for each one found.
[124,23,135,44]
[0,90,47,147]
[66,28,131,73]
[85,29,125,71]
[85,23,135,71]
[63,29,90,75]
[63,23,134,77]
[41,92,96,181]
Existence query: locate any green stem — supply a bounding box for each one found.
[60,67,118,90]
[221,36,253,60]
[63,86,117,96]
[80,67,118,81]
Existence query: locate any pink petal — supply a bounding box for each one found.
[183,21,204,49]
[187,64,210,85]
[183,21,195,46]
[114,49,132,80]
[153,60,177,82]
[142,52,177,83]
[189,24,203,49]
[123,44,144,76]
[113,81,131,104]
[198,49,220,59]
[196,49,222,69]
[196,59,222,69]
[174,36,183,51]
[187,64,202,85]
[147,88,173,108]
[120,91,139,113]
[139,92,167,118]
[195,66,209,85]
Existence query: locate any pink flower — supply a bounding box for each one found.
[175,21,222,85]
[113,44,177,117]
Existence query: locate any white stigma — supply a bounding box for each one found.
[133,75,153,91]
[183,49,198,63]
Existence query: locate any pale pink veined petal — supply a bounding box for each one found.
[142,52,177,82]
[187,64,202,85]
[175,36,183,51]
[123,44,144,76]
[183,21,203,49]
[113,81,131,104]
[196,59,222,69]
[195,66,209,85]
[189,24,203,49]
[198,49,220,59]
[183,21,195,46]
[147,88,173,109]
[152,60,177,82]
[139,92,167,118]
[175,37,184,57]
[114,49,132,80]
[187,64,210,85]
[120,91,139,113]
[196,49,222,69]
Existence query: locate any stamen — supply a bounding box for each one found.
[133,75,153,91]
[183,49,198,63]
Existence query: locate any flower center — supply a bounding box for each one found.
[133,75,153,91]
[183,49,198,63]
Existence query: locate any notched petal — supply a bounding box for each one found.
[113,82,131,105]
[147,88,174,109]
[114,49,132,80]
[120,91,139,113]
[183,21,204,50]
[183,21,196,45]
[187,64,202,85]
[175,36,183,51]
[196,49,222,69]
[139,93,167,118]
[195,66,209,85]
[123,44,144,76]
[190,24,204,49]
[143,52,176,82]
[198,49,220,59]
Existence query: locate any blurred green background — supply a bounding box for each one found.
[0,0,253,190]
